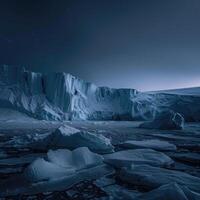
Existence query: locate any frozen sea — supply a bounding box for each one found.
[0,109,200,199]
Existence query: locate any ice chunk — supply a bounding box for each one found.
[119,164,200,193]
[5,125,114,154]
[134,182,200,200]
[120,139,177,151]
[47,147,103,170]
[24,157,74,182]
[139,110,184,130]
[24,147,103,183]
[104,149,174,168]
[43,125,114,153]
[95,178,140,200]
[0,162,114,197]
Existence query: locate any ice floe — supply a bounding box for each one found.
[119,139,177,151]
[95,177,141,200]
[119,164,200,193]
[134,182,200,200]
[104,149,174,168]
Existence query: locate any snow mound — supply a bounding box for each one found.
[104,149,174,168]
[120,139,177,151]
[139,110,184,130]
[119,164,200,193]
[134,182,200,200]
[24,147,103,183]
[42,125,114,153]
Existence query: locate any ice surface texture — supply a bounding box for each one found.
[119,164,200,193]
[104,149,174,168]
[1,65,200,121]
[134,183,200,200]
[120,139,177,151]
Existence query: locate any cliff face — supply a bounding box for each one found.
[1,65,200,121]
[0,65,138,120]
[0,66,62,120]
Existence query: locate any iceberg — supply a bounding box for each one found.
[139,110,184,130]
[134,92,200,122]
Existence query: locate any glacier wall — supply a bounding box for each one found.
[0,65,138,120]
[1,65,200,121]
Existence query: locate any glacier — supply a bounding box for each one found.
[0,65,137,121]
[1,65,200,122]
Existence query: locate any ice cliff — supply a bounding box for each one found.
[0,65,137,120]
[1,65,200,121]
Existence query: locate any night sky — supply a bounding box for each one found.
[0,0,200,91]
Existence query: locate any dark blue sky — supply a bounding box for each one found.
[0,0,200,91]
